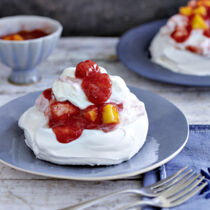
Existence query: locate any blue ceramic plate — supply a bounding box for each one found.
[117,19,210,87]
[0,87,188,180]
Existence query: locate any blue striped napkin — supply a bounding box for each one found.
[143,125,210,210]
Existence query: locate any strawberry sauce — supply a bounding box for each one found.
[203,28,210,37]
[170,25,192,43]
[42,60,123,143]
[1,29,49,41]
[43,88,53,101]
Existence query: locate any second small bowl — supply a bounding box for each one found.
[0,15,63,85]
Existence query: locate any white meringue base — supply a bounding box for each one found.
[18,93,148,166]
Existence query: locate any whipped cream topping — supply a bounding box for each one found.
[52,67,130,109]
[19,66,148,166]
[150,14,210,75]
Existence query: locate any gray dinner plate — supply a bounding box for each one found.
[0,87,189,180]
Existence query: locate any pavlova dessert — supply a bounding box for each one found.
[150,0,210,75]
[19,60,148,166]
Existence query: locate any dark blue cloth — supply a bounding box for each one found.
[143,125,210,210]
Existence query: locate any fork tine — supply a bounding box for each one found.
[168,176,205,202]
[169,181,208,207]
[162,173,199,197]
[153,169,193,193]
[149,166,188,189]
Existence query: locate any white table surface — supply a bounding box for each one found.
[0,37,209,210]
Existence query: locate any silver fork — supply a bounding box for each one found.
[60,167,196,210]
[119,174,207,209]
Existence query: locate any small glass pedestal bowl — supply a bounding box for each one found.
[0,15,62,85]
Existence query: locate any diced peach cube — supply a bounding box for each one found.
[179,6,193,16]
[13,34,24,41]
[85,109,97,122]
[191,14,208,29]
[193,6,207,15]
[102,104,119,124]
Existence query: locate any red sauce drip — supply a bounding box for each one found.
[170,25,192,43]
[1,29,49,40]
[204,6,210,19]
[41,60,123,143]
[185,45,202,54]
[43,88,53,101]
[203,28,210,37]
[52,125,83,144]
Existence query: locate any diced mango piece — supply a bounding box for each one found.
[197,0,210,7]
[102,104,119,124]
[179,6,193,16]
[12,34,24,41]
[191,14,208,29]
[3,34,24,41]
[193,6,207,15]
[85,109,97,122]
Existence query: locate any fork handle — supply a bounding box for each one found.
[60,189,144,210]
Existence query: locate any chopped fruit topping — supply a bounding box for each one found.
[179,6,193,16]
[193,6,207,15]
[49,101,79,127]
[50,101,79,117]
[170,25,192,43]
[43,88,53,101]
[3,34,24,41]
[185,45,203,54]
[102,104,119,124]
[197,0,210,7]
[76,60,112,105]
[43,91,122,143]
[191,14,208,29]
[171,0,210,44]
[40,61,122,143]
[53,125,83,143]
[84,107,98,122]
[75,60,100,79]
[203,28,210,37]
[82,73,112,105]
